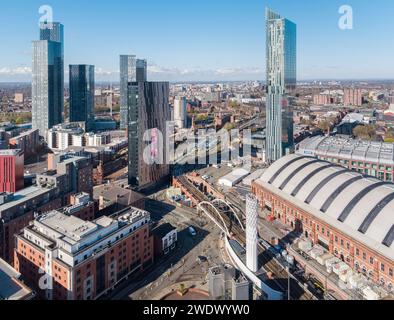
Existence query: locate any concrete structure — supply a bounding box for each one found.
[0,258,34,300]
[252,154,394,291]
[32,22,64,136]
[297,135,394,182]
[208,264,250,300]
[127,82,170,190]
[119,55,147,129]
[14,206,153,300]
[0,150,24,193]
[69,65,95,131]
[265,8,296,162]
[246,194,259,272]
[174,97,187,129]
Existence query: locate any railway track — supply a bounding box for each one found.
[177,175,313,300]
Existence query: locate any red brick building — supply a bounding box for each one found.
[14,207,154,300]
[0,186,62,264]
[252,154,394,292]
[0,149,24,193]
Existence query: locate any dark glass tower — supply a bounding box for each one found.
[127,82,170,190]
[69,65,95,131]
[119,55,148,129]
[32,22,64,137]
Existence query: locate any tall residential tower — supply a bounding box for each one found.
[266,8,296,162]
[32,22,64,137]
[127,82,170,191]
[69,65,95,131]
[120,55,147,129]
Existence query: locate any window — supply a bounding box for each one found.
[370,257,374,265]
[362,252,366,261]
[389,269,393,277]
[381,264,385,272]
[355,248,359,256]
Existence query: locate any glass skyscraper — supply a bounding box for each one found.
[119,55,147,129]
[266,8,296,162]
[127,82,170,191]
[32,22,64,137]
[69,65,95,131]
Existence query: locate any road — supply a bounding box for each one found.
[106,199,224,300]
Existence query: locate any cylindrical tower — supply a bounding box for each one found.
[246,194,259,272]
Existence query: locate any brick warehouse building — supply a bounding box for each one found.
[14,206,153,300]
[252,154,394,291]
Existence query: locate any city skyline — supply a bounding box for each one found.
[1,0,394,82]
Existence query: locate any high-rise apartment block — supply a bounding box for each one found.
[14,207,153,300]
[266,8,296,162]
[32,22,64,136]
[0,150,24,193]
[69,65,95,131]
[127,82,170,190]
[344,88,363,106]
[119,55,147,129]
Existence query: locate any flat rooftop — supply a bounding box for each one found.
[37,211,100,243]
[0,258,33,300]
[0,186,52,215]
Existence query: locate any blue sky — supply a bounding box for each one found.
[0,0,393,82]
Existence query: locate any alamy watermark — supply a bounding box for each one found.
[338,5,353,30]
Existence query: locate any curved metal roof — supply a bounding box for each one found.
[256,154,394,261]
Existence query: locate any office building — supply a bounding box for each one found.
[266,8,296,162]
[14,207,154,300]
[0,150,24,193]
[252,154,394,291]
[69,65,95,131]
[127,82,170,190]
[32,22,64,136]
[119,55,147,129]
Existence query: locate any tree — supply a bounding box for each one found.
[223,122,235,131]
[317,120,331,133]
[15,117,24,125]
[353,124,378,141]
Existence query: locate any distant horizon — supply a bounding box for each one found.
[3,78,394,85]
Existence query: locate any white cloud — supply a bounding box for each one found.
[0,66,32,75]
[0,64,264,82]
